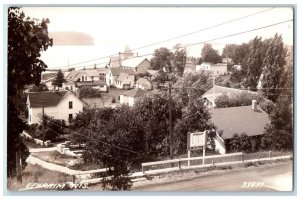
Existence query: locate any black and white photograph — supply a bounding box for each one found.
[3,2,296,196]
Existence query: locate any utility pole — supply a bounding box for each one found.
[168,80,173,160]
[42,101,45,146]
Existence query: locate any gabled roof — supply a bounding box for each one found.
[121,87,148,98]
[211,106,270,139]
[110,67,135,76]
[121,57,149,68]
[116,73,133,84]
[76,80,106,87]
[136,77,151,85]
[84,70,100,77]
[65,70,79,80]
[147,69,159,76]
[28,91,68,108]
[211,63,227,67]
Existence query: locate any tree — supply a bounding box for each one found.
[150,48,174,71]
[29,82,49,92]
[260,96,292,151]
[173,70,212,107]
[134,93,182,156]
[8,7,53,178]
[201,43,222,64]
[261,34,287,102]
[222,44,238,60]
[174,100,214,154]
[52,69,66,90]
[173,44,187,77]
[228,133,252,153]
[77,106,147,190]
[244,37,264,90]
[78,86,102,98]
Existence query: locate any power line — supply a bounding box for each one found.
[57,7,275,69]
[55,18,292,70]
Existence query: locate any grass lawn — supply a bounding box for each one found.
[7,164,73,191]
[31,151,75,167]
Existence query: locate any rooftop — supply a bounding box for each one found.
[136,77,151,85]
[27,91,68,108]
[121,57,149,68]
[110,67,135,76]
[116,73,133,84]
[121,87,148,98]
[211,106,270,139]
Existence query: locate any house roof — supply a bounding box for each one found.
[28,91,68,108]
[41,73,57,81]
[211,106,270,139]
[121,87,148,98]
[64,80,75,85]
[76,80,106,87]
[65,70,79,80]
[147,69,159,76]
[211,63,227,68]
[203,85,257,97]
[84,70,100,77]
[121,57,149,68]
[116,73,133,84]
[110,67,135,76]
[136,77,151,85]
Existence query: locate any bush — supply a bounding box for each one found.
[215,92,258,108]
[228,133,252,153]
[78,86,102,98]
[258,99,275,114]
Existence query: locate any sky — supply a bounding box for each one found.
[20,6,294,69]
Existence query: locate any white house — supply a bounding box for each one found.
[106,67,135,87]
[27,91,84,125]
[119,88,148,107]
[115,72,135,89]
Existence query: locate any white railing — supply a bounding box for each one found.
[142,152,244,173]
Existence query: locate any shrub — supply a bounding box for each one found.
[228,132,252,153]
[78,86,102,98]
[215,92,259,108]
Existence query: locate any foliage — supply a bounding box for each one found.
[201,43,222,64]
[8,7,52,177]
[29,82,49,92]
[214,91,258,108]
[174,100,214,154]
[173,70,212,107]
[30,115,66,142]
[228,133,252,153]
[222,44,238,60]
[52,69,66,89]
[134,93,182,156]
[78,86,102,98]
[261,96,292,151]
[244,37,264,90]
[173,45,187,77]
[150,47,174,71]
[261,34,287,102]
[258,99,275,115]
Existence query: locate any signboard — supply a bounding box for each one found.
[187,131,207,150]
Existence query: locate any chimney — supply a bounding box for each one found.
[252,100,257,111]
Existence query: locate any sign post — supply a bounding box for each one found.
[187,131,207,166]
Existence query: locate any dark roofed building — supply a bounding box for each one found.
[211,105,270,154]
[27,91,68,108]
[27,91,84,125]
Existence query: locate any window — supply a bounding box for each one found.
[29,115,31,122]
[69,101,73,109]
[69,114,73,122]
[85,76,87,81]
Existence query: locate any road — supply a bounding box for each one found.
[133,162,293,192]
